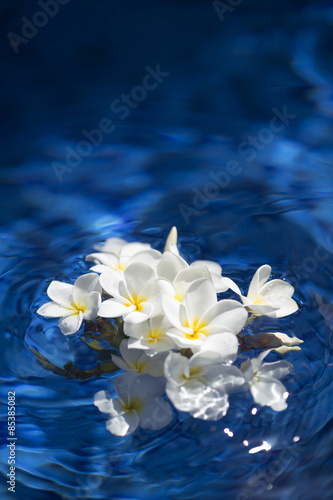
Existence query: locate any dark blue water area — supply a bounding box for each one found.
[1,1,333,499]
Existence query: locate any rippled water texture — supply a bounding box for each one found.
[1,130,333,500]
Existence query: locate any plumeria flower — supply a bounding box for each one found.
[94,373,173,436]
[124,314,175,355]
[37,273,102,335]
[86,238,161,274]
[237,265,298,318]
[157,251,212,303]
[241,350,294,411]
[163,278,248,358]
[164,352,245,420]
[112,340,168,377]
[191,260,240,294]
[98,262,174,324]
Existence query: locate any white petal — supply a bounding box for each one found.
[119,339,141,367]
[139,398,173,430]
[200,299,247,334]
[190,389,230,421]
[157,251,188,281]
[166,328,206,349]
[120,242,151,260]
[164,226,179,256]
[220,277,242,295]
[128,249,162,268]
[185,278,217,322]
[93,390,113,413]
[162,296,191,333]
[166,382,203,412]
[46,281,73,307]
[58,311,83,335]
[112,354,132,371]
[94,237,127,255]
[106,412,139,436]
[250,377,289,411]
[124,307,152,324]
[94,391,124,416]
[164,352,189,386]
[98,299,132,318]
[90,264,115,274]
[124,319,150,339]
[86,252,119,269]
[99,271,124,298]
[174,266,211,301]
[37,301,71,318]
[265,295,298,318]
[248,265,271,300]
[205,365,245,393]
[260,279,294,298]
[259,360,294,380]
[194,332,238,362]
[124,262,156,300]
[73,273,102,305]
[138,352,168,377]
[114,372,165,401]
[82,291,101,319]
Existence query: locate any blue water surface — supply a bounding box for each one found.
[1,1,333,499]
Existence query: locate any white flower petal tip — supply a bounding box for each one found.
[95,373,173,436]
[274,345,301,354]
[243,265,298,318]
[37,274,102,335]
[163,226,180,256]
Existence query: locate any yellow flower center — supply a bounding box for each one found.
[184,318,207,340]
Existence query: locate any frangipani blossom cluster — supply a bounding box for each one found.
[37,227,302,436]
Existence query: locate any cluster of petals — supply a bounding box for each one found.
[36,227,301,436]
[236,265,298,318]
[94,372,173,436]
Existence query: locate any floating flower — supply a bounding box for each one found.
[124,314,175,355]
[98,262,174,323]
[164,351,245,420]
[163,278,247,357]
[112,340,168,377]
[86,238,161,274]
[239,265,298,318]
[37,273,102,335]
[94,372,173,436]
[241,350,294,411]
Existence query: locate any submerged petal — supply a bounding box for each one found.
[58,311,83,335]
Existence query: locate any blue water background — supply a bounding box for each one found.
[1,1,333,499]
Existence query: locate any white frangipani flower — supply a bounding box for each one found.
[112,340,168,377]
[241,350,294,411]
[157,251,212,303]
[94,373,173,436]
[37,273,102,335]
[164,351,245,420]
[163,278,248,358]
[98,262,174,324]
[86,239,162,274]
[157,250,238,302]
[238,265,298,318]
[124,314,175,355]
